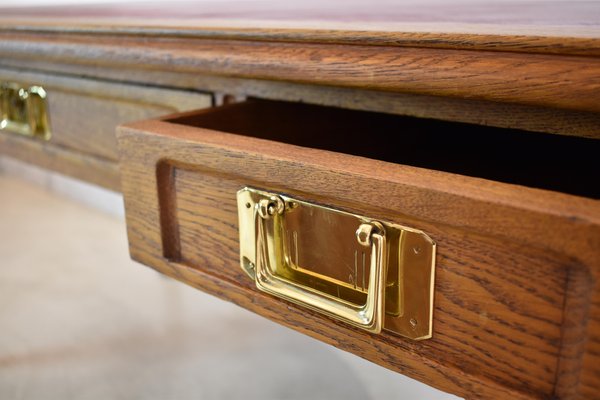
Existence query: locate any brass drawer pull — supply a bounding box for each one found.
[237,187,436,339]
[0,82,51,140]
[256,195,387,333]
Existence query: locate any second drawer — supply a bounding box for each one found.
[0,69,212,160]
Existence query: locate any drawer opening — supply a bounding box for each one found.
[169,99,599,199]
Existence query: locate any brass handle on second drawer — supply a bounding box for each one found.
[254,194,388,333]
[237,187,437,339]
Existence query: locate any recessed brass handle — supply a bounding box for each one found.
[237,187,436,339]
[255,195,388,332]
[0,82,51,140]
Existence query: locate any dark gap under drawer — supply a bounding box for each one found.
[169,98,600,199]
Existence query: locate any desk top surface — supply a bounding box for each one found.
[1,1,599,118]
[0,1,599,54]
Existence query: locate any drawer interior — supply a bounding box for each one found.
[170,99,600,199]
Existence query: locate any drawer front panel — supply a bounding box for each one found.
[168,165,567,390]
[117,107,600,400]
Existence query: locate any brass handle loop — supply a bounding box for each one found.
[253,196,387,333]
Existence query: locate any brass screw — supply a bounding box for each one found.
[410,318,418,329]
[257,196,284,219]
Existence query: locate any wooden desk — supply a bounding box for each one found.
[0,2,599,399]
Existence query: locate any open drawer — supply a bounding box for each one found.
[117,99,600,399]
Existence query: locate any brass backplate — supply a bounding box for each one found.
[238,187,436,340]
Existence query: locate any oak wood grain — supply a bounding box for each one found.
[117,109,600,399]
[3,61,599,139]
[0,3,596,396]
[0,132,120,191]
[0,33,599,114]
[1,1,599,56]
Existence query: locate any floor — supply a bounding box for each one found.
[0,158,457,400]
